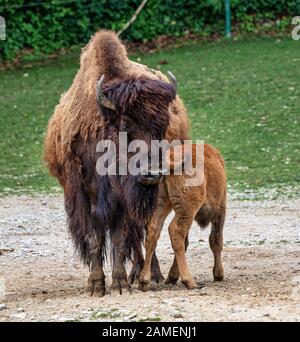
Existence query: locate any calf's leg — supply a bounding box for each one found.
[129,185,171,285]
[139,200,172,291]
[165,235,189,285]
[168,214,196,289]
[209,210,225,281]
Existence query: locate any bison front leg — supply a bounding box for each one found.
[64,180,106,297]
[86,234,106,297]
[110,235,132,295]
[128,250,164,285]
[150,252,165,283]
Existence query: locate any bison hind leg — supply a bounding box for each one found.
[209,210,225,282]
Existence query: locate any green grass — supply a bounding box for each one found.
[0,38,299,198]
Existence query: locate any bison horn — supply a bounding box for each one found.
[167,71,177,92]
[96,75,116,111]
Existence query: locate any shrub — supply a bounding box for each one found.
[0,0,298,62]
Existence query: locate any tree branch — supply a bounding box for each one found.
[117,0,148,37]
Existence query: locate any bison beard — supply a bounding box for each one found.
[64,77,175,295]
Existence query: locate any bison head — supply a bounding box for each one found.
[96,73,177,185]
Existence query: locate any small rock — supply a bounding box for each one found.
[173,312,184,318]
[81,310,90,315]
[17,308,25,313]
[124,312,137,321]
[57,316,69,322]
[10,312,26,320]
[0,247,14,253]
[0,304,7,311]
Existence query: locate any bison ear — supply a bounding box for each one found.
[96,75,116,111]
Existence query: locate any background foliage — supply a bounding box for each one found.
[0,0,299,62]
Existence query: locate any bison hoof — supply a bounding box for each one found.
[214,275,224,282]
[128,264,143,285]
[165,276,179,285]
[138,280,150,292]
[213,266,224,282]
[182,279,197,290]
[129,266,164,285]
[86,279,106,297]
[111,279,132,295]
[151,271,165,285]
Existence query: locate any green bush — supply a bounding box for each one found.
[0,0,299,62]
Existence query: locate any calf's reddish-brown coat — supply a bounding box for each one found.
[139,144,227,291]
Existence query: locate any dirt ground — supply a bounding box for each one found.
[0,195,299,322]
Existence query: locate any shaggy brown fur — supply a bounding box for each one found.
[44,30,190,296]
[139,144,227,291]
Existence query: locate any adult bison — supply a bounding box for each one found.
[44,30,189,296]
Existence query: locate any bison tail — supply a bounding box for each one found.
[195,204,212,229]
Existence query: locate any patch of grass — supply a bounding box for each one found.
[90,308,121,320]
[276,239,289,245]
[0,50,80,195]
[0,38,299,197]
[138,316,161,322]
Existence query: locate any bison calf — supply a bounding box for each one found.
[139,143,227,291]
